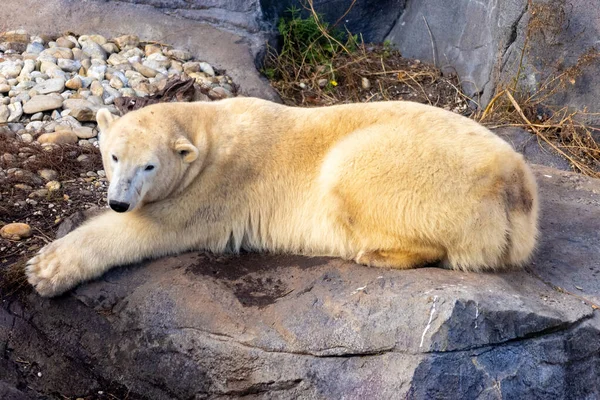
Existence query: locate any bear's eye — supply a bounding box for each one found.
[112,155,118,162]
[145,165,155,171]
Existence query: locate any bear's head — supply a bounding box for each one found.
[97,105,203,213]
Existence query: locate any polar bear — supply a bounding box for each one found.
[26,97,538,297]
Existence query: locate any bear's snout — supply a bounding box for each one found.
[109,200,130,213]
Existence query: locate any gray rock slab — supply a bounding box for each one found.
[0,0,279,102]
[387,0,600,122]
[22,94,63,114]
[32,77,65,94]
[502,0,600,125]
[532,164,600,308]
[1,165,599,398]
[386,0,527,106]
[493,127,572,171]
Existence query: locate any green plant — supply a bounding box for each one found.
[265,5,358,83]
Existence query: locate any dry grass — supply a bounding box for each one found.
[0,135,103,182]
[475,0,600,177]
[263,2,469,111]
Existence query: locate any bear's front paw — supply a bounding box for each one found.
[26,240,86,297]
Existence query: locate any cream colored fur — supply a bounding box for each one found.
[26,98,539,297]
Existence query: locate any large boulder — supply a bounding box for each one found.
[386,0,528,106]
[386,0,600,120]
[1,164,599,399]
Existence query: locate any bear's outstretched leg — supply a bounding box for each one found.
[26,210,191,297]
[355,247,446,269]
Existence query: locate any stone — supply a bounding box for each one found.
[86,95,104,107]
[0,222,32,240]
[112,34,139,50]
[361,77,371,90]
[39,60,58,74]
[208,86,233,99]
[25,41,45,54]
[58,58,82,72]
[32,77,66,94]
[183,61,201,74]
[1,152,17,163]
[0,83,10,93]
[199,61,216,76]
[72,126,95,139]
[71,47,84,61]
[37,130,78,144]
[13,184,32,191]
[37,51,57,64]
[107,53,127,66]
[63,99,98,122]
[45,180,61,191]
[79,36,107,60]
[166,48,192,61]
[7,102,23,122]
[56,37,76,49]
[0,104,9,123]
[38,168,58,181]
[24,119,43,132]
[86,64,107,81]
[30,112,43,121]
[29,188,48,198]
[87,34,107,46]
[44,47,74,60]
[101,42,119,54]
[0,60,23,79]
[109,75,124,90]
[144,44,162,56]
[18,59,35,79]
[90,80,104,97]
[65,76,82,90]
[132,62,158,78]
[23,94,63,113]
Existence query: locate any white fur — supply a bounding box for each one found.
[26,98,539,297]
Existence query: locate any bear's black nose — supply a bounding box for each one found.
[109,200,130,213]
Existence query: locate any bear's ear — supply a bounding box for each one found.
[96,109,119,132]
[173,137,199,163]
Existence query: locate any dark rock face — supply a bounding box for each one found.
[260,0,406,43]
[1,165,599,399]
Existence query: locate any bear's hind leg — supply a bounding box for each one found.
[355,246,445,269]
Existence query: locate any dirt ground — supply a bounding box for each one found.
[0,136,104,295]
